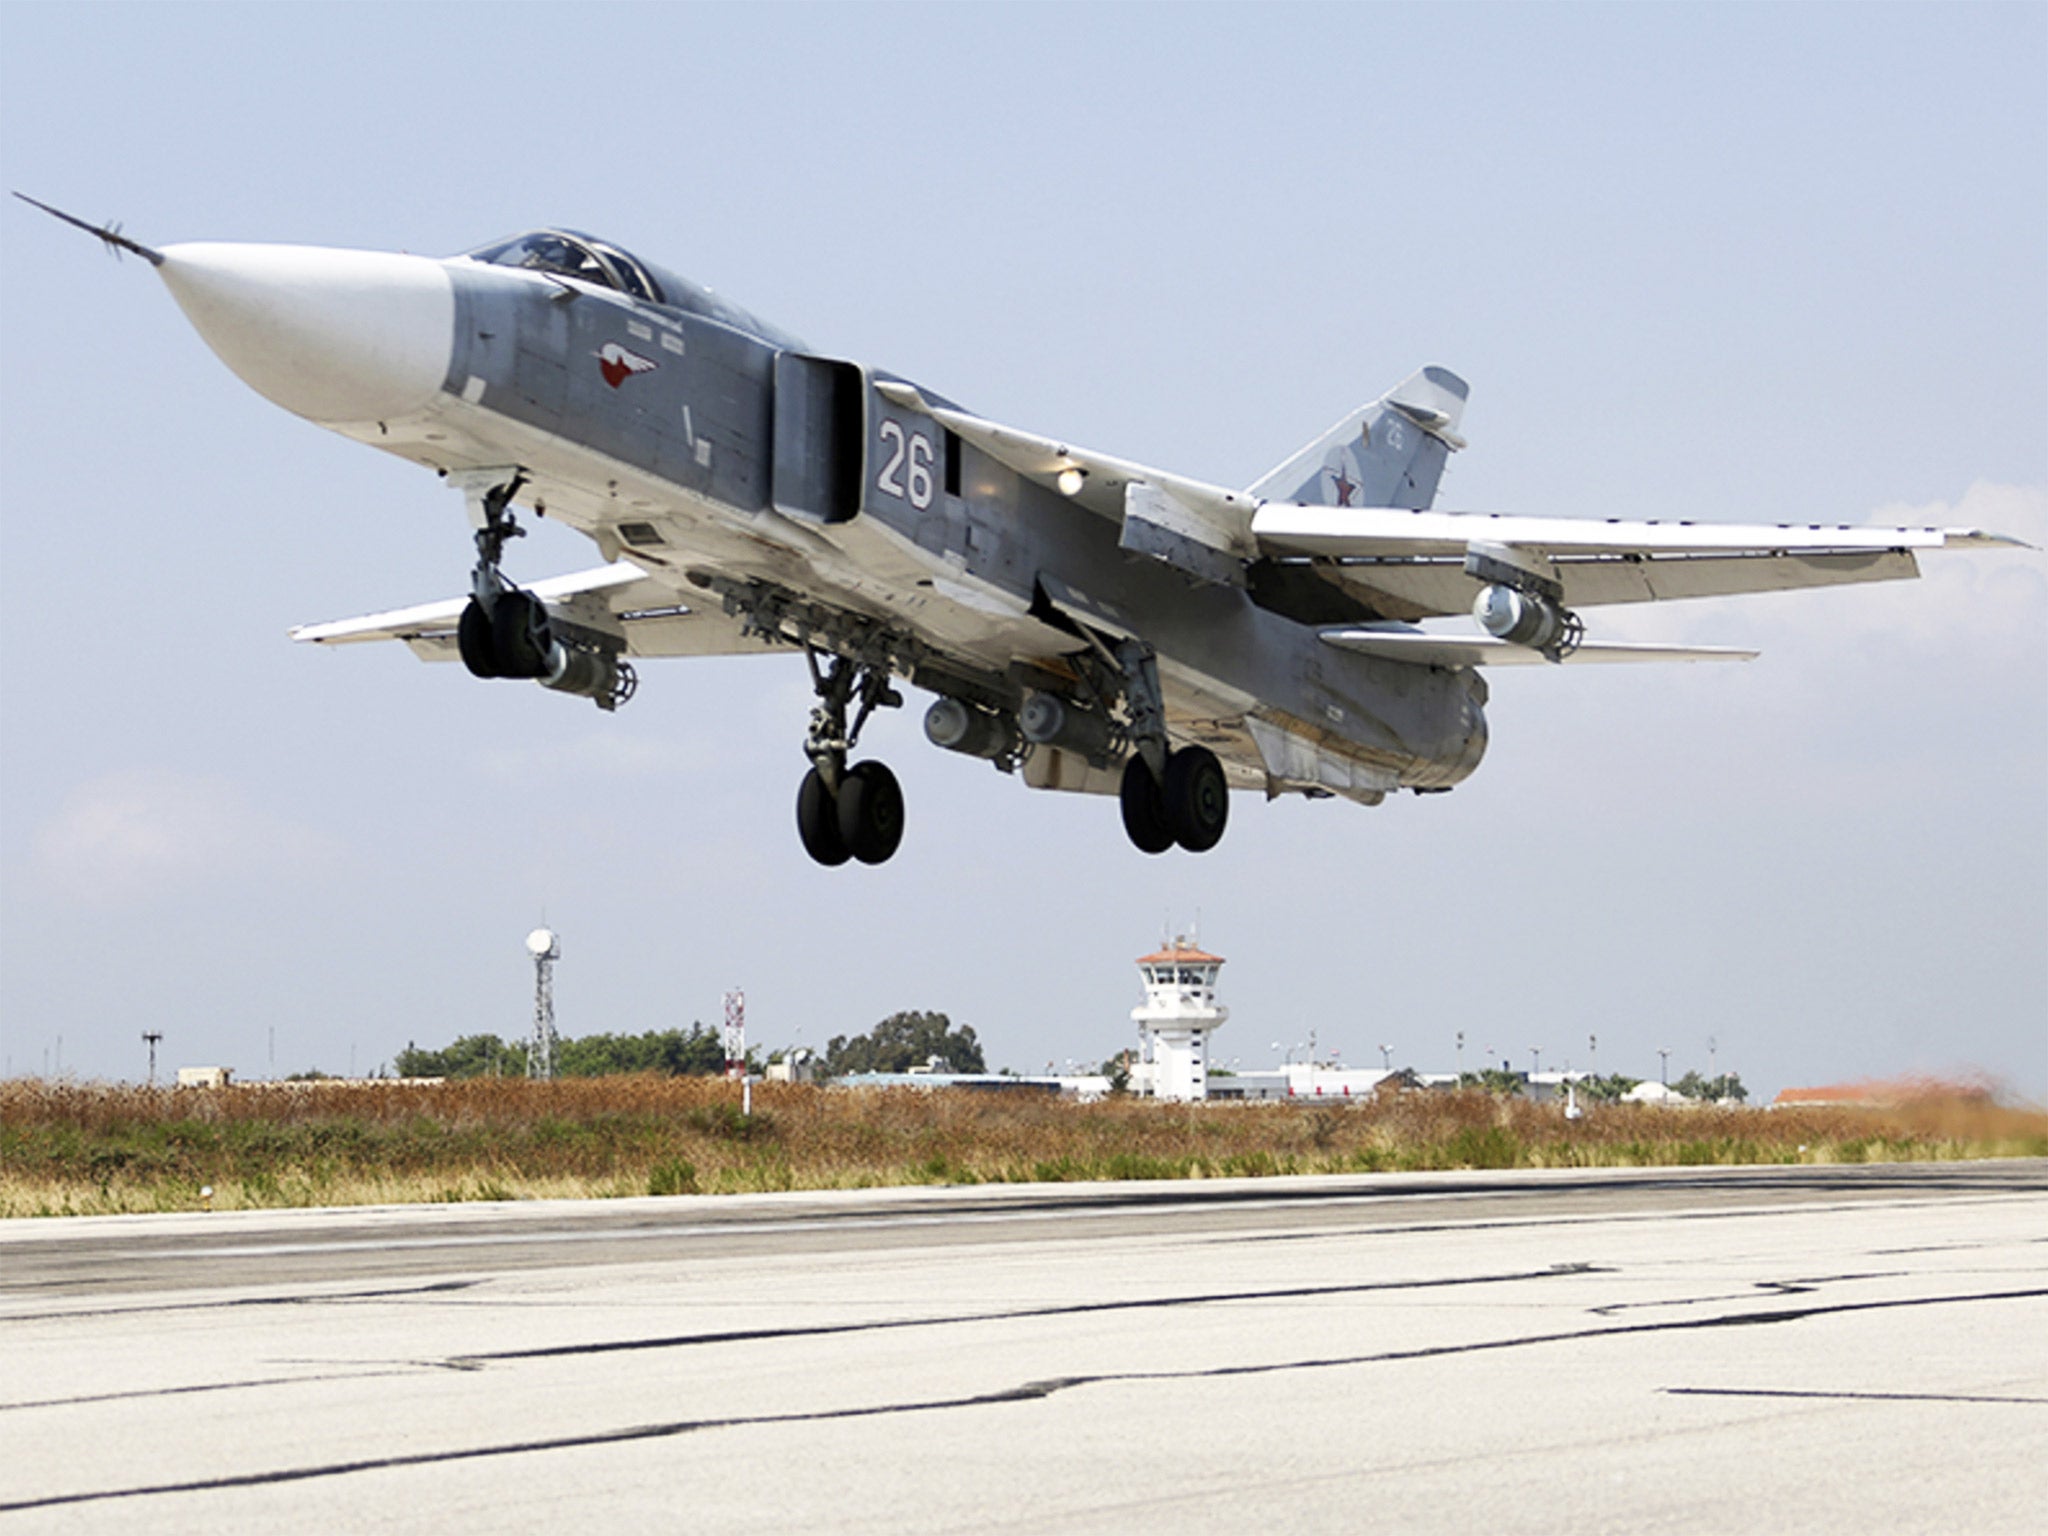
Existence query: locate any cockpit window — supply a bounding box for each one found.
[466,229,664,304]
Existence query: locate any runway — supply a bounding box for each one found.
[3,1162,2044,1533]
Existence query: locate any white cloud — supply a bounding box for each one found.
[31,769,344,905]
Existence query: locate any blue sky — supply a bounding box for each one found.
[3,2,2042,1096]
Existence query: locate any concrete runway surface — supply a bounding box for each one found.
[2,1163,2043,1534]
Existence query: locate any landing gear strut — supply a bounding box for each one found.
[453,473,634,709]
[1105,638,1229,855]
[457,474,538,679]
[795,648,906,866]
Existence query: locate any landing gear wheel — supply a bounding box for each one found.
[1164,745,1229,853]
[1119,754,1175,855]
[458,599,499,678]
[796,767,850,867]
[491,589,553,680]
[837,760,905,866]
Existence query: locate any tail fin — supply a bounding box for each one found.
[1247,366,1469,510]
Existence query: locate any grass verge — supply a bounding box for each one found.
[3,1077,2043,1217]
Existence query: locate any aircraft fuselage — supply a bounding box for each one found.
[303,248,1488,805]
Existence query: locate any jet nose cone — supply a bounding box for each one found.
[158,243,454,424]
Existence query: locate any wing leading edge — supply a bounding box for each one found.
[876,382,2015,638]
[291,563,772,661]
[872,381,2020,624]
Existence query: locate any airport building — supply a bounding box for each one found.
[1129,940,1229,1101]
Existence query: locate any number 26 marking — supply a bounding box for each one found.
[877,420,936,510]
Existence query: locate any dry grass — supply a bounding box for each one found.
[3,1076,2043,1217]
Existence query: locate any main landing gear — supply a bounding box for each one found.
[795,649,906,867]
[1102,636,1228,856]
[700,574,1230,867]
[1119,744,1229,855]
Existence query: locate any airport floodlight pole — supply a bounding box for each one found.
[142,1031,162,1086]
[1531,1046,1541,1076]
[526,928,560,1080]
[1379,1044,1393,1071]
[1709,1035,1719,1079]
[1659,1047,1670,1087]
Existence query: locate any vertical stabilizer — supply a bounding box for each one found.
[1248,366,1468,510]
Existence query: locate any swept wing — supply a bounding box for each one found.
[292,563,771,662]
[873,380,2017,621]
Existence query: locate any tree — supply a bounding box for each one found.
[1458,1068,1528,1096]
[553,1025,729,1078]
[394,1026,743,1080]
[1577,1073,1641,1104]
[823,1011,986,1076]
[395,1034,526,1079]
[1673,1070,1747,1103]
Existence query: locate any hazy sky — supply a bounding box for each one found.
[3,3,2042,1099]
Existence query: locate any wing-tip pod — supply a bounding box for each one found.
[1941,527,2034,550]
[1321,628,1759,668]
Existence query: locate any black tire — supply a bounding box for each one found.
[797,767,850,866]
[1164,745,1229,853]
[837,760,905,865]
[490,589,553,679]
[1119,753,1175,855]
[457,598,499,678]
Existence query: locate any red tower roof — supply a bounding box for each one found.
[1137,943,1224,965]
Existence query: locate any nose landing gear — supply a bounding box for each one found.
[453,472,634,709]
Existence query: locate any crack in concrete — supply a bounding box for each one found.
[0,1278,482,1325]
[8,1283,2041,1513]
[1666,1386,2046,1406]
[0,1367,420,1413]
[1587,1272,1910,1317]
[449,1263,1608,1365]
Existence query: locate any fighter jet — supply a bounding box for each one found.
[21,198,2023,866]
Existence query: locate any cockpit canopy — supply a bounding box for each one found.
[466,229,664,304]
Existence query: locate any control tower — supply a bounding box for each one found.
[1131,939,1228,1101]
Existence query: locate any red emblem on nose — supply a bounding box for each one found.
[598,342,657,389]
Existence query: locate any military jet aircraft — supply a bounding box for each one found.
[22,197,2022,866]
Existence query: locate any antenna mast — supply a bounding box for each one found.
[527,928,561,1080]
[723,988,750,1116]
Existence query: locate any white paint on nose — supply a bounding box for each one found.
[157,243,454,425]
